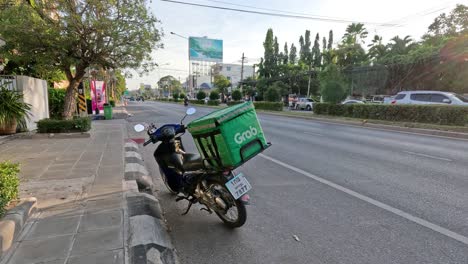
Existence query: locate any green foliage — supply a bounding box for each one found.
[265,86,281,102]
[0,162,20,217]
[109,100,116,107]
[253,102,283,111]
[196,91,206,100]
[226,101,243,106]
[0,0,162,118]
[173,93,179,101]
[208,100,220,106]
[0,85,31,129]
[48,89,66,118]
[213,75,230,95]
[209,91,220,100]
[190,100,206,105]
[37,117,92,133]
[314,103,468,126]
[180,93,186,99]
[232,90,243,101]
[321,81,347,104]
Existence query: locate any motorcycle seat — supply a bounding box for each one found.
[183,153,204,171]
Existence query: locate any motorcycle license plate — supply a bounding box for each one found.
[226,173,252,200]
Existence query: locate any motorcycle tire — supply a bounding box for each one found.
[209,179,247,228]
[159,168,178,195]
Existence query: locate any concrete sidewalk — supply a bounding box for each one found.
[0,120,127,264]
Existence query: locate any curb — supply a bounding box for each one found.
[123,139,179,264]
[30,132,91,139]
[0,197,37,261]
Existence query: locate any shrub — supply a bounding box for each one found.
[190,100,205,105]
[48,88,66,118]
[196,91,206,100]
[208,100,219,106]
[313,103,468,126]
[109,100,116,107]
[209,91,220,101]
[232,90,242,101]
[180,93,186,99]
[37,117,92,133]
[227,101,243,106]
[265,87,281,102]
[253,101,283,111]
[320,80,347,104]
[0,161,20,217]
[173,93,179,100]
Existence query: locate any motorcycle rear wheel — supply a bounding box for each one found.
[209,180,247,228]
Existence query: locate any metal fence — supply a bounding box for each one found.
[0,75,17,90]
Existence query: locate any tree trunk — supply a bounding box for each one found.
[62,67,87,119]
[62,79,80,119]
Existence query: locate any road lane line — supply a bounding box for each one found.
[259,153,468,246]
[303,132,324,136]
[402,151,453,162]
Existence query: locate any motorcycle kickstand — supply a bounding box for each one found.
[200,206,213,214]
[181,197,197,216]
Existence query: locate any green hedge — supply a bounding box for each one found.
[48,88,66,118]
[0,162,20,217]
[37,117,92,133]
[109,100,116,107]
[190,100,206,105]
[207,100,219,106]
[226,101,243,106]
[253,101,283,111]
[313,103,468,126]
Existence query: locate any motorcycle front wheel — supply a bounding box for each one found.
[209,180,247,228]
[159,168,178,195]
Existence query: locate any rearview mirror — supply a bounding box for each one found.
[186,107,196,116]
[442,98,451,104]
[134,124,145,132]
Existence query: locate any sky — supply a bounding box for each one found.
[126,0,463,90]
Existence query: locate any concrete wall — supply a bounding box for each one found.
[15,76,49,131]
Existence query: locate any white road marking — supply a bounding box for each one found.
[303,131,324,136]
[402,151,453,162]
[259,153,468,246]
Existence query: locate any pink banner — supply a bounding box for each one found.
[90,80,106,111]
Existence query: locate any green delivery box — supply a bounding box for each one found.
[187,102,270,170]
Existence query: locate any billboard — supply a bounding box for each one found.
[189,37,223,62]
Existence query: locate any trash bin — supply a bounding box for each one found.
[104,104,113,120]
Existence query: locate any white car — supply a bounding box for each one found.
[295,98,314,111]
[391,91,468,105]
[342,99,365,105]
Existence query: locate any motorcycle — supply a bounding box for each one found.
[134,107,250,228]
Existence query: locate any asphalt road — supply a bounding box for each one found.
[126,101,468,264]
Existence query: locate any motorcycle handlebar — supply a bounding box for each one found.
[143,139,152,146]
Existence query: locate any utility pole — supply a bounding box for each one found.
[240,53,245,92]
[307,63,312,98]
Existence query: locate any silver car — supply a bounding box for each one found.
[391,91,468,105]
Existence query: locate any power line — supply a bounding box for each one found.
[201,0,358,21]
[160,0,398,26]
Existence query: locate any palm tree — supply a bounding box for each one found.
[368,35,388,61]
[387,35,416,55]
[343,23,368,45]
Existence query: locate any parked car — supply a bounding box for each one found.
[295,98,314,111]
[342,99,365,105]
[391,91,468,105]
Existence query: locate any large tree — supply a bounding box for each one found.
[328,30,334,50]
[0,0,161,118]
[260,28,275,78]
[343,23,368,45]
[289,43,297,64]
[312,33,321,67]
[213,74,230,97]
[283,42,289,65]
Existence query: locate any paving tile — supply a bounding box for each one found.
[48,164,76,171]
[70,227,123,256]
[40,170,70,180]
[78,210,122,232]
[66,250,123,264]
[85,196,123,213]
[25,215,81,240]
[8,235,73,264]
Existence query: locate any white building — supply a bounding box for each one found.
[212,63,254,89]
